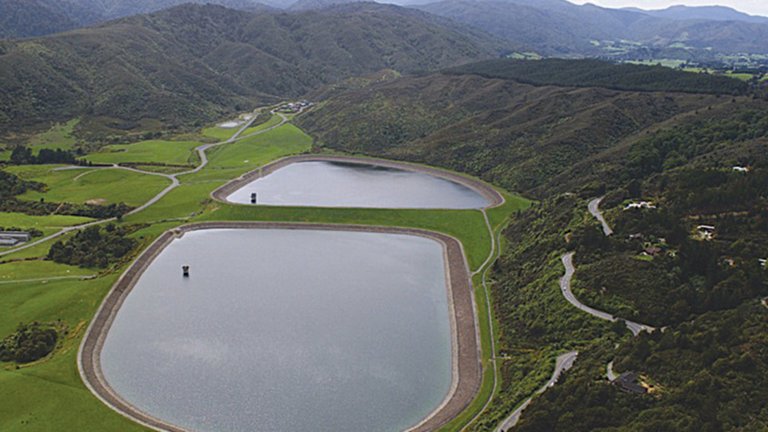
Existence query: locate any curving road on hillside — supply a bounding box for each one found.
[0,110,287,258]
[588,197,613,236]
[495,351,579,432]
[561,252,654,336]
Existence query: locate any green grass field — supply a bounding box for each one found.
[0,260,95,282]
[84,140,201,166]
[201,123,311,172]
[240,114,283,136]
[6,165,171,206]
[0,275,147,432]
[0,213,93,236]
[201,125,240,141]
[0,117,532,432]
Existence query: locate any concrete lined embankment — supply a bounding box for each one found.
[78,222,482,432]
[210,155,505,209]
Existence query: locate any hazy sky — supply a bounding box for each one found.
[567,1,768,16]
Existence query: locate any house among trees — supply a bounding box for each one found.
[643,246,662,257]
[614,372,648,394]
[732,166,750,173]
[624,201,657,211]
[696,225,716,241]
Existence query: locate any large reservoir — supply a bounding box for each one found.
[224,160,492,209]
[98,228,454,432]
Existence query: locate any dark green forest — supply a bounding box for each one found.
[48,224,138,268]
[447,59,748,95]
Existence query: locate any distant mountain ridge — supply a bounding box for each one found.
[624,5,768,24]
[416,0,768,56]
[0,0,286,38]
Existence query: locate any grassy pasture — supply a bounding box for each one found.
[201,123,312,172]
[201,125,239,141]
[84,140,201,166]
[0,275,146,432]
[0,213,93,236]
[0,260,94,282]
[6,165,171,207]
[240,114,283,136]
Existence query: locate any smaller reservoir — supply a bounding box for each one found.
[225,160,492,209]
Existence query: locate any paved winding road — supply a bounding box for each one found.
[0,110,287,258]
[588,197,613,236]
[561,252,654,336]
[495,351,579,432]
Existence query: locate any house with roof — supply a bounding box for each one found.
[0,231,31,247]
[696,225,716,241]
[624,201,657,211]
[614,372,648,394]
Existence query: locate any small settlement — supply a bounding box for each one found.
[275,100,313,114]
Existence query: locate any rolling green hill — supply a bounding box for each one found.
[0,2,504,136]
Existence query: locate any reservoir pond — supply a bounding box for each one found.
[100,228,453,432]
[225,160,491,208]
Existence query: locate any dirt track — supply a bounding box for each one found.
[78,222,482,432]
[210,154,505,209]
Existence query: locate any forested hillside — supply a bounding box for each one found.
[447,59,748,95]
[0,3,502,136]
[505,104,768,432]
[297,60,742,197]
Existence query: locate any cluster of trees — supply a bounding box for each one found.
[48,224,137,268]
[10,146,77,165]
[0,322,58,364]
[0,170,44,198]
[0,198,133,219]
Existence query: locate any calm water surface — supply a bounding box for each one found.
[226,161,490,208]
[101,229,453,432]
